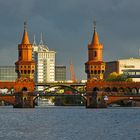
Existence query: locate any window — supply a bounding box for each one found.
[24,70,26,74]
[93,51,97,57]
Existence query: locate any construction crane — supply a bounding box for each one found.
[70,61,76,83]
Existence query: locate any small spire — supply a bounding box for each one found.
[39,32,44,45]
[21,21,30,44]
[24,21,27,31]
[93,20,96,31]
[91,21,99,45]
[33,35,37,45]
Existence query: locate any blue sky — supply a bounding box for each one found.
[0,0,140,80]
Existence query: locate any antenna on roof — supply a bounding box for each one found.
[24,21,27,31]
[33,35,37,46]
[93,20,96,31]
[39,32,44,45]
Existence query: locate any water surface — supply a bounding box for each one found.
[0,106,140,140]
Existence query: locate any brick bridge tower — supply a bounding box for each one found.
[15,22,35,80]
[14,22,35,108]
[85,22,105,80]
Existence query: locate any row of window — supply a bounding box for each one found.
[87,70,105,74]
[16,65,34,69]
[90,65,105,69]
[38,53,55,58]
[20,70,34,74]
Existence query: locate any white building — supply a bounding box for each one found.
[105,58,140,81]
[32,35,56,84]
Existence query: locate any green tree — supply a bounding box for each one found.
[105,72,132,82]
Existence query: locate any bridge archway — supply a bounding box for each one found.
[34,85,85,106]
[22,87,28,92]
[132,88,138,95]
[104,87,111,92]
[0,96,15,106]
[93,87,99,92]
[119,87,125,92]
[112,87,118,92]
[43,85,80,94]
[125,87,131,93]
[107,97,140,107]
[138,89,140,94]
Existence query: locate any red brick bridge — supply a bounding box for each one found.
[86,80,140,108]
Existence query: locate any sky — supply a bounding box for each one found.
[0,0,140,80]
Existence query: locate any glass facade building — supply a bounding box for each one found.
[0,66,17,81]
[55,65,66,81]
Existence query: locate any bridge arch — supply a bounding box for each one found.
[138,89,140,94]
[107,97,140,106]
[0,96,15,105]
[43,85,80,94]
[131,88,138,95]
[118,87,125,92]
[104,87,111,92]
[93,87,100,92]
[112,87,118,92]
[125,87,131,93]
[22,87,28,92]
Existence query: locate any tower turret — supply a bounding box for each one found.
[85,22,105,80]
[15,22,35,79]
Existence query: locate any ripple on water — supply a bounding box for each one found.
[0,106,139,140]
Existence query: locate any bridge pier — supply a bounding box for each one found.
[14,91,34,108]
[86,91,107,108]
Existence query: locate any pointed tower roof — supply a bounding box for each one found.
[21,22,30,44]
[91,21,99,45]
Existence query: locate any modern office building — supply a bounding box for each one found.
[32,35,56,83]
[0,66,17,81]
[55,65,66,81]
[105,58,140,81]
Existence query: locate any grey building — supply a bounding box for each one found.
[0,66,17,81]
[55,65,66,81]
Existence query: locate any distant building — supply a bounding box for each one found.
[123,69,140,79]
[32,34,56,83]
[0,66,17,81]
[55,65,66,81]
[105,58,140,81]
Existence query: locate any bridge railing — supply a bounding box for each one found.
[94,91,140,96]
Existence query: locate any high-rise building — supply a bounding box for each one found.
[32,34,56,83]
[0,66,17,81]
[55,65,66,81]
[85,22,105,80]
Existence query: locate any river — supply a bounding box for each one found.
[0,106,140,140]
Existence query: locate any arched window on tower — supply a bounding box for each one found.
[94,70,97,74]
[24,70,26,74]
[19,51,22,60]
[102,70,104,74]
[93,51,97,57]
[28,70,30,74]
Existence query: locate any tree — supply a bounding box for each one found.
[105,72,132,82]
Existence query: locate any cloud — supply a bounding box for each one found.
[0,0,140,80]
